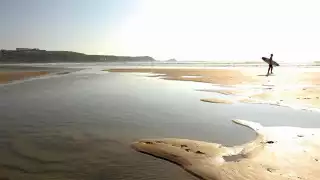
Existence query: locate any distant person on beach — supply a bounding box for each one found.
[267,54,273,75]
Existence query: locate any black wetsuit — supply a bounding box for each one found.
[269,60,273,68]
[268,55,273,74]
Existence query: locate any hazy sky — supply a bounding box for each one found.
[1,0,319,61]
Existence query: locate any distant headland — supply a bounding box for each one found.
[166,58,177,62]
[0,48,155,63]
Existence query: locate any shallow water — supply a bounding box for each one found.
[0,65,320,180]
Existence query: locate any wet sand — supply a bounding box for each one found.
[109,67,320,179]
[108,67,320,110]
[107,68,259,85]
[0,71,49,84]
[244,88,320,109]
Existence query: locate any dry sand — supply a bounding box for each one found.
[132,119,320,180]
[0,71,49,84]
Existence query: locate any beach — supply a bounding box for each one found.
[2,0,319,179]
[0,64,320,180]
[108,66,320,180]
[108,67,320,110]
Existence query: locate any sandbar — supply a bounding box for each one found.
[107,68,259,85]
[107,67,320,110]
[0,71,49,84]
[200,98,234,104]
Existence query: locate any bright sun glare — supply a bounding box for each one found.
[109,0,320,62]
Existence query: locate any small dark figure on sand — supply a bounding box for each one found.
[267,54,273,76]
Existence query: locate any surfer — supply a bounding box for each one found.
[267,54,273,75]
